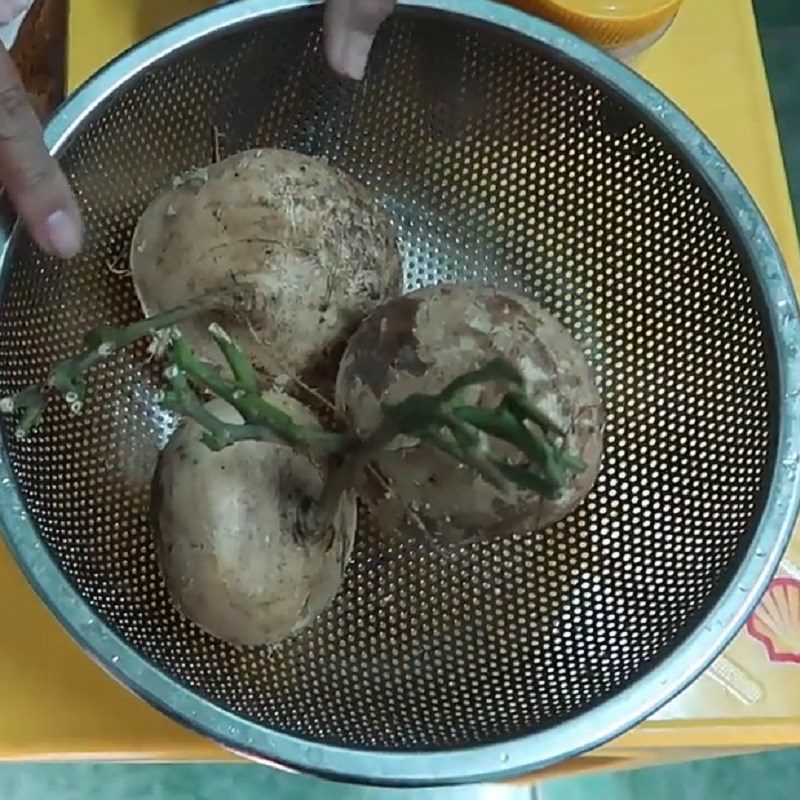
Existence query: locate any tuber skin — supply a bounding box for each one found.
[152,394,357,647]
[336,284,605,543]
[130,148,401,382]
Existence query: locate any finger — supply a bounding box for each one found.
[324,0,395,80]
[0,0,33,25]
[0,46,82,259]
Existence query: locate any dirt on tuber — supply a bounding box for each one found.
[131,148,401,383]
[336,284,605,543]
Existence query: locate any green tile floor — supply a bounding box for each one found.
[0,764,534,800]
[538,749,800,800]
[4,1,800,798]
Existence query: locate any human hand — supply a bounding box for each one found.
[0,1,33,26]
[324,0,395,80]
[0,0,81,259]
[0,0,397,262]
[0,43,82,259]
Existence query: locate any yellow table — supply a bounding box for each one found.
[2,0,799,774]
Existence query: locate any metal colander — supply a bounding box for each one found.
[1,0,799,786]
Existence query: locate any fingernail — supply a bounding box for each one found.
[44,210,82,259]
[339,31,373,80]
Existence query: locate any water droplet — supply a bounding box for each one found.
[738,583,747,592]
[755,547,766,558]
[777,299,797,326]
[783,454,800,474]
[500,752,510,762]
[111,655,120,664]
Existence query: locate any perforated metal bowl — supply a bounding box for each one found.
[1,0,800,786]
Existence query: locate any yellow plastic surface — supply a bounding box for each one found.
[507,0,684,49]
[0,0,797,764]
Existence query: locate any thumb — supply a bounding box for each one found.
[0,46,82,259]
[324,0,395,80]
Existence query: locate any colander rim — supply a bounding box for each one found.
[1,0,799,786]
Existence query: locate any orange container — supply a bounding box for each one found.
[506,0,685,54]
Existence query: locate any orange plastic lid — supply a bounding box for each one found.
[506,0,685,50]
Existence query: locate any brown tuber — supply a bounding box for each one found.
[336,284,605,543]
[151,393,357,646]
[131,148,401,382]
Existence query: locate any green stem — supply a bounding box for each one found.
[162,372,237,450]
[452,405,554,470]
[439,358,523,402]
[311,419,399,528]
[439,409,480,452]
[208,323,258,393]
[83,295,222,355]
[502,391,567,438]
[2,294,230,438]
[423,429,508,491]
[163,370,302,452]
[1,288,587,511]
[491,460,561,499]
[169,336,342,455]
[560,450,587,474]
